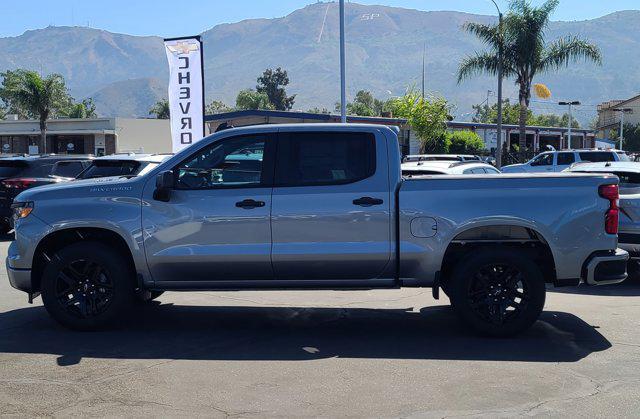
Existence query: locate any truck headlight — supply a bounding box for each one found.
[11,202,33,220]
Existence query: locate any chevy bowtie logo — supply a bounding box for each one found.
[166,41,200,55]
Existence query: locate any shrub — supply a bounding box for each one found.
[447,130,485,154]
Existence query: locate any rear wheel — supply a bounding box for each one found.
[41,242,135,331]
[448,249,546,337]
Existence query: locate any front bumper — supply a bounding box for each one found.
[583,248,629,285]
[6,259,32,293]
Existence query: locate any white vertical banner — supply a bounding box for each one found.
[164,36,205,153]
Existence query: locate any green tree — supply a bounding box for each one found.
[205,100,232,115]
[388,90,452,153]
[338,90,388,116]
[149,99,170,119]
[458,0,601,146]
[307,107,330,114]
[533,113,579,128]
[448,130,486,154]
[235,89,273,111]
[256,67,296,111]
[617,123,640,152]
[472,99,533,125]
[65,98,97,119]
[0,69,72,151]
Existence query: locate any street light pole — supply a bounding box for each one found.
[559,101,580,148]
[339,0,347,123]
[613,108,633,150]
[490,0,503,168]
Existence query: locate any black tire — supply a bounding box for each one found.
[41,242,135,331]
[448,248,546,337]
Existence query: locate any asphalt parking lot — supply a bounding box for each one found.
[1,238,640,417]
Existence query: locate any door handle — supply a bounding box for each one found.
[353,197,384,207]
[235,199,265,209]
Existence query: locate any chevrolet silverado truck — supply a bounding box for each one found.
[6,124,629,336]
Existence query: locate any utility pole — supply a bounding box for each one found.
[339,0,347,123]
[421,42,426,100]
[490,0,503,168]
[559,101,580,148]
[484,90,493,146]
[613,108,633,150]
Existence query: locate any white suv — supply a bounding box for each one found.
[502,149,630,173]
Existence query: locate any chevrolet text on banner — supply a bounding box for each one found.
[164,36,205,153]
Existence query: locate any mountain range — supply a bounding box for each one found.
[1,2,639,124]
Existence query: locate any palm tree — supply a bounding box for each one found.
[0,69,71,153]
[149,99,170,119]
[457,0,602,147]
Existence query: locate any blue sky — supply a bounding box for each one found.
[2,0,637,38]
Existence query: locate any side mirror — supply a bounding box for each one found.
[153,170,174,202]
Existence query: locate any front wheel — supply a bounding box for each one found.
[41,242,135,331]
[448,249,546,337]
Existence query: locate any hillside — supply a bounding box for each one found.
[0,3,639,122]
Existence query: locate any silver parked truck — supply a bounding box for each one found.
[6,124,629,336]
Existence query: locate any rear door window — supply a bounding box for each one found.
[275,132,376,186]
[556,152,575,165]
[579,152,616,162]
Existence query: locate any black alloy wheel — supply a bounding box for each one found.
[449,249,546,337]
[54,259,114,319]
[467,263,529,326]
[41,242,134,330]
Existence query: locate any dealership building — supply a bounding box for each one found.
[0,111,596,157]
[205,109,597,155]
[0,117,171,155]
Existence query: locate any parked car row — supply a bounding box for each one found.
[0,153,173,232]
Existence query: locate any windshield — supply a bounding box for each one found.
[77,160,143,179]
[617,152,631,162]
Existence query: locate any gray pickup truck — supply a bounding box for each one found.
[6,124,628,336]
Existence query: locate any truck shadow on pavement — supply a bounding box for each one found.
[549,280,640,297]
[0,303,611,366]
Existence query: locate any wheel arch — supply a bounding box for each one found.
[31,227,138,293]
[439,224,557,287]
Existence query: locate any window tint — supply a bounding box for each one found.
[463,168,485,174]
[579,152,615,162]
[556,152,575,166]
[22,162,54,177]
[275,132,376,186]
[0,160,27,177]
[612,172,640,186]
[530,153,553,166]
[53,161,86,178]
[176,135,265,189]
[403,170,446,176]
[78,161,141,179]
[484,167,500,174]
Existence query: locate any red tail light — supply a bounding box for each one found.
[599,184,619,235]
[1,178,37,189]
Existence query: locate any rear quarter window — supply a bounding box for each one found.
[578,152,616,163]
